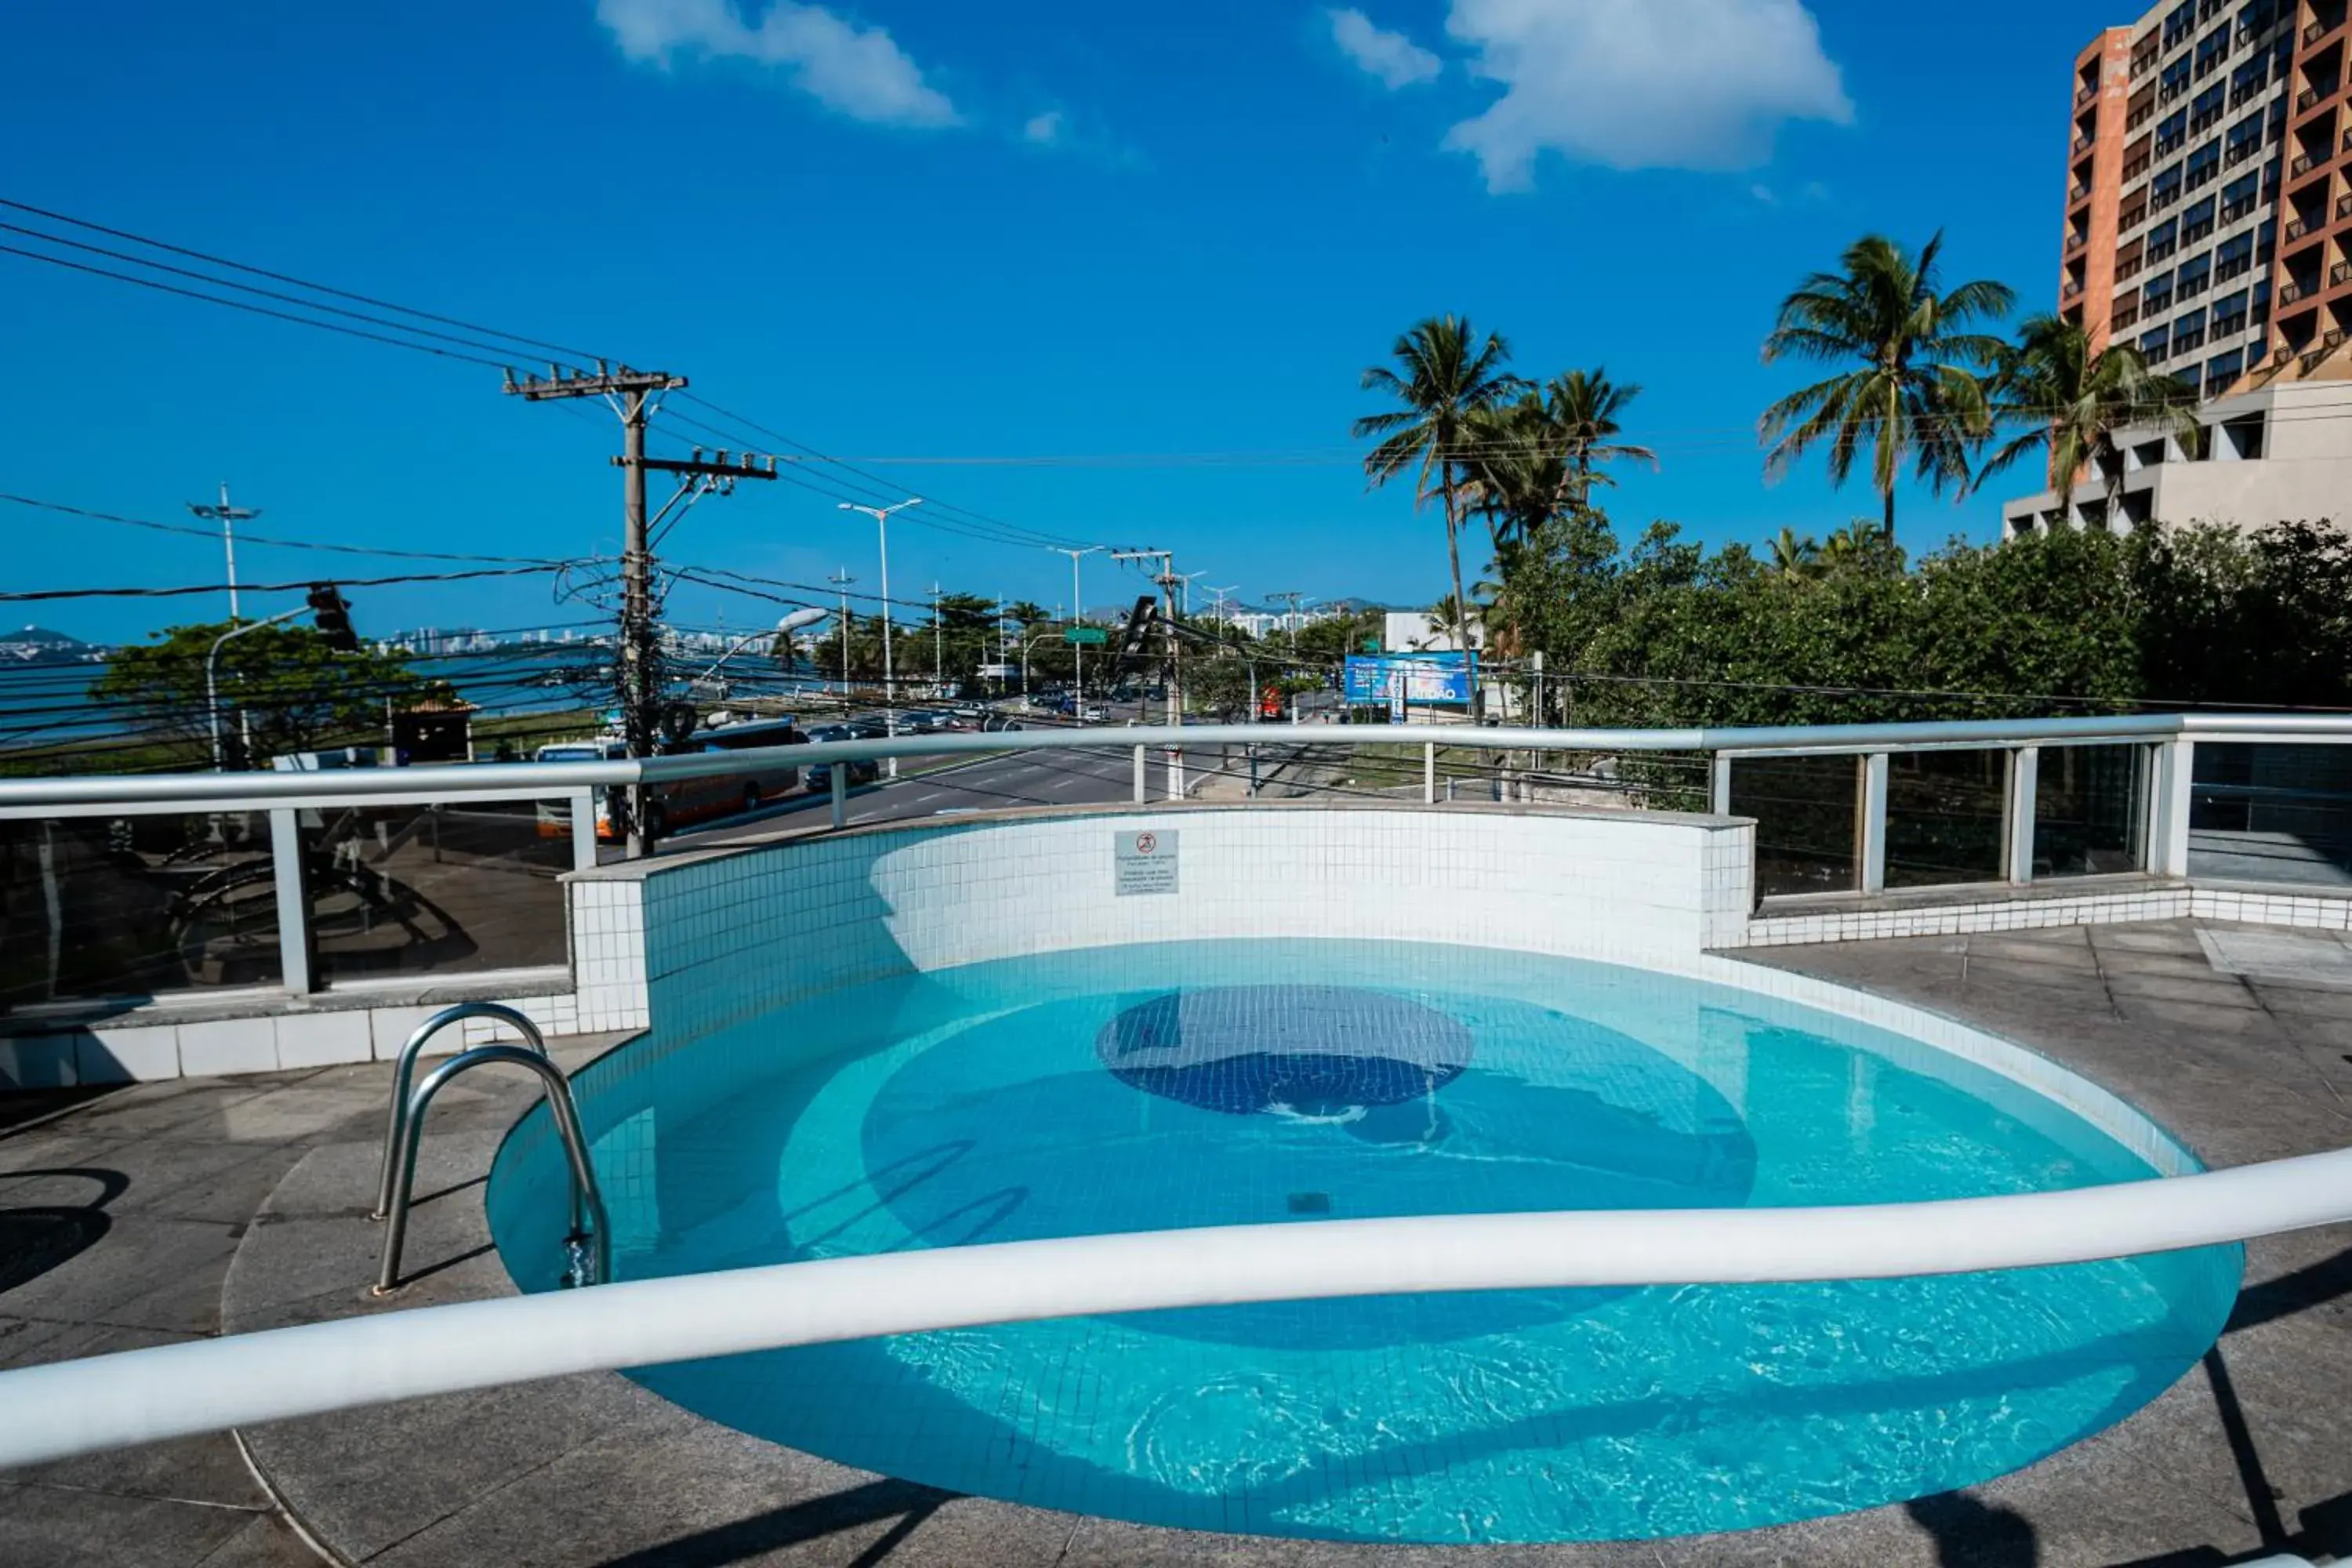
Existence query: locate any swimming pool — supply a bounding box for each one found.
[487,938,2239,1544]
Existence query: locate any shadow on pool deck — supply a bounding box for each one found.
[2,918,2350,1567]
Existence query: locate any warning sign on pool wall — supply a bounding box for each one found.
[1114,829,1179,896]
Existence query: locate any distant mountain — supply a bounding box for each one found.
[0,626,109,665]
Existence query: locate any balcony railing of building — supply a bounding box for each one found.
[2339,192,2352,217]
[2332,259,2352,283]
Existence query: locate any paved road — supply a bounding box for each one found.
[654,724,1148,855]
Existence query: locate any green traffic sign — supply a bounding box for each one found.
[1066,627,1109,645]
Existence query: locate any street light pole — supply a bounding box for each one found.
[829,568,855,712]
[207,606,306,771]
[839,499,922,777]
[1044,546,1102,696]
[930,583,944,697]
[187,482,261,622]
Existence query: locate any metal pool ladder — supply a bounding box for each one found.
[372,1003,610,1297]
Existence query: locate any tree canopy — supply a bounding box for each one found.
[92,621,443,768]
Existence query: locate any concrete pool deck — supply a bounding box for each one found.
[1,918,2348,1567]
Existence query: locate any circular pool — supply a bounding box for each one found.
[487,938,2238,1544]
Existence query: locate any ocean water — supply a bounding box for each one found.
[487,939,2238,1544]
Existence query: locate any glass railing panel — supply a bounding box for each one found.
[304,800,574,983]
[2034,744,2151,877]
[2,811,284,1010]
[1885,750,2009,889]
[2189,741,2352,887]
[1728,755,1860,898]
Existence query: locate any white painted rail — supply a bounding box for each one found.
[2,1145,2348,1470]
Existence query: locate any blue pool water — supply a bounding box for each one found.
[487,940,2239,1544]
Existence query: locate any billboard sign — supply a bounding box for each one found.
[1344,652,1475,707]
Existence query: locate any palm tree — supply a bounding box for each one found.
[1767,527,1821,578]
[1542,368,1658,507]
[1005,600,1047,627]
[1355,316,1521,648]
[1760,232,2015,535]
[1974,313,2203,519]
[1461,394,1563,548]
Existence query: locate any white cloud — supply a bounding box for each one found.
[1023,110,1065,145]
[1439,0,1851,189]
[1329,7,1443,89]
[596,0,958,128]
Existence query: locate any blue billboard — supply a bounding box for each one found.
[1344,652,1475,707]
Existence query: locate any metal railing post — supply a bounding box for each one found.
[568,789,597,874]
[1132,744,1146,803]
[267,807,312,994]
[1860,753,1889,895]
[2008,747,2041,884]
[1168,747,1185,800]
[2158,737,2197,876]
[1709,752,1733,816]
[1424,742,1436,804]
[830,764,848,830]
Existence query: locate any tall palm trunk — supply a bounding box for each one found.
[1440,461,1468,653]
[1882,486,1895,537]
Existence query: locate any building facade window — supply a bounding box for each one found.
[2142,325,2173,361]
[2177,251,2215,296]
[2206,347,2245,387]
[2147,216,2183,260]
[2210,286,2251,332]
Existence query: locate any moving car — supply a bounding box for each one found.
[803,724,881,791]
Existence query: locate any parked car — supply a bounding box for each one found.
[802,724,880,790]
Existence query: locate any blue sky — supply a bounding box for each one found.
[4,0,2110,645]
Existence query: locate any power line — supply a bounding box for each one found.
[0,495,571,567]
[0,196,605,361]
[0,245,515,369]
[0,564,561,603]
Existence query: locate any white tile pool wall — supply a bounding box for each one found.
[568,806,1757,1048]
[556,802,2205,1182]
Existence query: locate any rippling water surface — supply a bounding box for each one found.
[489,939,2237,1544]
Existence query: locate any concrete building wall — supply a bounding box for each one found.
[2000,378,2351,534]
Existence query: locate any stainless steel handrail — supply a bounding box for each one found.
[374,1043,610,1296]
[11,713,2352,816]
[373,1004,549,1222]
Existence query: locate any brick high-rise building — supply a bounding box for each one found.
[2006,0,2352,535]
[2060,0,2351,393]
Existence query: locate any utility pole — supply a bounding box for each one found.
[505,363,778,856]
[1044,546,1102,698]
[1207,584,1240,626]
[1112,549,1184,791]
[187,482,260,621]
[829,568,856,709]
[839,499,922,777]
